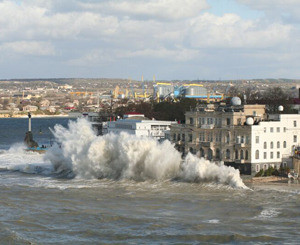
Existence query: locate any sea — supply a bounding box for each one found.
[0,117,299,244]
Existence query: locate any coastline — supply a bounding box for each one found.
[0,114,70,118]
[242,176,290,184]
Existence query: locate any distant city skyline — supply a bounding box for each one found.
[1,0,299,80]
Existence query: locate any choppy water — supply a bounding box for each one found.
[0,118,299,244]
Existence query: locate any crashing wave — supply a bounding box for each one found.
[44,119,248,189]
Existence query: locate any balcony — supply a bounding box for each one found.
[200,142,213,147]
[200,124,214,129]
[235,143,246,147]
[235,159,246,164]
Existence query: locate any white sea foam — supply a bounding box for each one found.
[205,219,220,224]
[44,119,248,189]
[0,143,53,175]
[257,208,281,219]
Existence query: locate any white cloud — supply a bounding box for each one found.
[0,0,298,79]
[79,0,209,21]
[0,41,55,56]
[188,13,292,48]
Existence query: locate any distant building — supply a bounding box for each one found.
[47,106,56,113]
[170,99,300,175]
[40,99,50,107]
[23,105,38,112]
[106,113,177,140]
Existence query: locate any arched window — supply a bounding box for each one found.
[256,164,260,172]
[277,141,280,148]
[245,150,249,160]
[235,150,239,159]
[240,150,244,159]
[226,134,230,143]
[283,141,287,148]
[216,148,220,160]
[208,149,213,160]
[226,149,230,159]
[200,148,204,158]
[270,142,274,149]
[263,164,268,170]
[264,142,267,149]
[255,150,259,159]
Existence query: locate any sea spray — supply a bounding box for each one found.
[45,118,248,189]
[180,153,247,188]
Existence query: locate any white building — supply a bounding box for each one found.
[107,113,177,140]
[250,114,299,173]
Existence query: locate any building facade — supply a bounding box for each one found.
[170,101,300,175]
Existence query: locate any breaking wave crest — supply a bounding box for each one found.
[45,119,248,189]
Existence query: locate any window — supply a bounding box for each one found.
[264,152,267,159]
[270,152,274,159]
[215,132,221,142]
[200,148,204,157]
[276,127,280,133]
[226,134,230,143]
[177,134,181,141]
[277,152,280,158]
[216,149,220,160]
[173,134,176,141]
[294,120,297,127]
[277,141,280,148]
[283,141,287,148]
[264,142,267,149]
[235,150,239,159]
[263,164,268,170]
[182,134,185,141]
[255,150,259,159]
[270,142,274,149]
[227,118,231,125]
[226,149,230,159]
[256,164,260,172]
[283,127,286,132]
[294,135,297,143]
[241,150,244,159]
[207,132,213,142]
[189,134,192,142]
[190,118,194,125]
[241,136,244,144]
[246,136,250,144]
[264,127,266,133]
[199,132,205,142]
[202,118,205,125]
[245,150,249,160]
[256,136,259,144]
[270,127,274,133]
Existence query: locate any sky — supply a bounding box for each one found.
[0,0,299,80]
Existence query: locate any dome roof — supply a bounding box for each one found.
[231,97,242,106]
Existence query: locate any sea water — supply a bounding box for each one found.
[0,118,299,244]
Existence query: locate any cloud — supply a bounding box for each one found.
[0,0,298,79]
[0,41,55,56]
[79,0,210,21]
[188,13,292,49]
